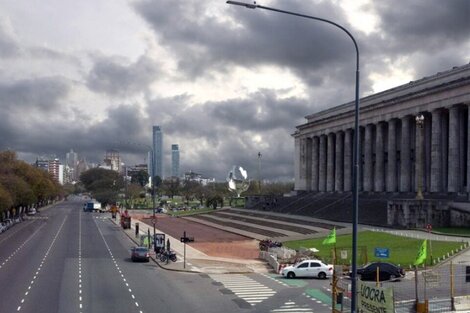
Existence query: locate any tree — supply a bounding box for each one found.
[131,170,149,187]
[162,177,180,198]
[181,180,199,205]
[79,168,124,206]
[0,184,13,214]
[194,184,207,206]
[206,194,224,210]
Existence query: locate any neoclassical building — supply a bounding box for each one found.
[294,64,470,197]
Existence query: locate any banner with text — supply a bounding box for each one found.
[358,281,395,313]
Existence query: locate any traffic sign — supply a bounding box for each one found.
[374,248,389,258]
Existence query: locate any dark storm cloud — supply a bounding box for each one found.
[0,77,70,111]
[134,0,364,90]
[375,0,469,52]
[87,55,160,96]
[145,90,309,180]
[366,0,470,78]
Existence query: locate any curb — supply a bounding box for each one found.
[110,217,260,275]
[109,217,201,273]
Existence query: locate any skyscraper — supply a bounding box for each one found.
[152,126,163,179]
[171,144,180,178]
[65,149,78,180]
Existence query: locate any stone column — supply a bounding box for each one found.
[344,129,353,192]
[448,106,459,192]
[375,122,385,192]
[364,124,373,192]
[430,109,442,192]
[326,133,335,192]
[319,135,327,191]
[335,131,344,192]
[400,116,411,192]
[294,137,302,190]
[305,137,312,191]
[387,119,397,192]
[468,105,470,194]
[311,136,320,191]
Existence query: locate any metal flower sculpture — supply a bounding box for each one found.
[227,165,250,197]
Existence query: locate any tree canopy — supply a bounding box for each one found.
[80,168,124,206]
[0,151,62,216]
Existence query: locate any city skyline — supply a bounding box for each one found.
[0,0,468,181]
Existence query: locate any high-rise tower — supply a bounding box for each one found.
[171,144,180,178]
[152,126,163,179]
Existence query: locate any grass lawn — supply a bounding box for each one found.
[433,227,470,236]
[284,231,465,267]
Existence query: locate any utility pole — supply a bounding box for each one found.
[257,152,262,194]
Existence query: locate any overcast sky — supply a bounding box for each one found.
[0,0,469,181]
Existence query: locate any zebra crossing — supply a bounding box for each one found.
[210,274,276,305]
[270,301,314,313]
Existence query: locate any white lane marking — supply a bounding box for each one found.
[0,223,47,270]
[78,209,83,312]
[15,216,67,311]
[94,218,144,313]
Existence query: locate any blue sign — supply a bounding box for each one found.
[374,248,390,258]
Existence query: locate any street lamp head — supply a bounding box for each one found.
[415,114,425,127]
[226,1,257,9]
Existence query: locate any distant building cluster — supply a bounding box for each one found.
[32,125,215,185]
[35,149,89,185]
[184,170,215,186]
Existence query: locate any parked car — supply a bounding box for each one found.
[3,219,13,229]
[0,222,7,233]
[281,260,333,279]
[130,246,150,262]
[355,262,405,281]
[27,208,37,215]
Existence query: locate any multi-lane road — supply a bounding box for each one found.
[0,199,334,313]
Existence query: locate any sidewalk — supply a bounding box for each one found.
[112,214,270,274]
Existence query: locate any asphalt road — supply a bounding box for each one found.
[0,199,337,313]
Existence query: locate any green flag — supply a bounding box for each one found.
[322,227,336,245]
[414,239,427,266]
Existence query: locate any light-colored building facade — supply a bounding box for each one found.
[171,144,180,178]
[293,64,470,196]
[103,149,121,173]
[152,126,163,179]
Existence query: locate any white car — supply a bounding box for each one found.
[281,260,333,279]
[27,208,37,215]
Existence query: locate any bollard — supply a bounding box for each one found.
[135,222,139,238]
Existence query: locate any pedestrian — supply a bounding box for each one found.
[166,238,171,252]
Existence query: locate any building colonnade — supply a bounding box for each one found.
[297,104,470,195]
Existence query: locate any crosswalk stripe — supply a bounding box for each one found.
[210,274,276,306]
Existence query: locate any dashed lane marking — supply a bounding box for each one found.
[15,216,67,312]
[0,223,46,265]
[210,274,276,306]
[78,210,83,312]
[94,219,144,313]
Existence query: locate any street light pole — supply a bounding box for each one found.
[123,141,156,238]
[257,152,262,194]
[227,2,361,312]
[415,114,425,200]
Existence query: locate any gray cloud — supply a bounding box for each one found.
[87,55,160,96]
[0,18,20,57]
[1,0,469,182]
[0,77,70,112]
